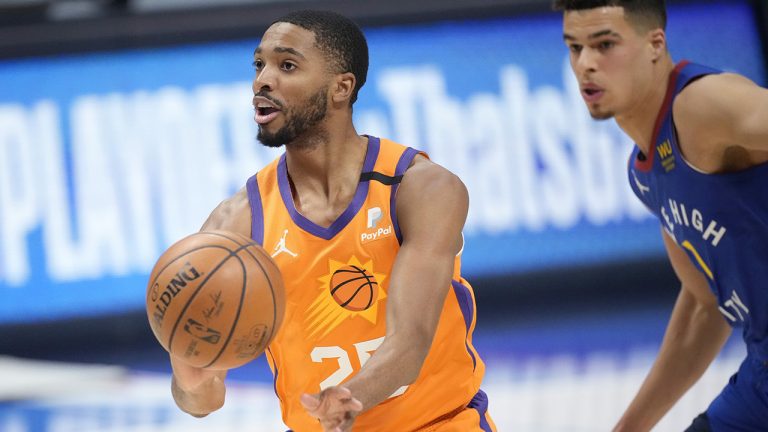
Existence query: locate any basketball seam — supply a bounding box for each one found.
[205,230,252,247]
[148,244,234,317]
[146,238,241,303]
[212,230,281,360]
[166,244,248,353]
[201,251,248,369]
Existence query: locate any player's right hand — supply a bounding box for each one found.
[170,354,227,417]
[301,386,363,432]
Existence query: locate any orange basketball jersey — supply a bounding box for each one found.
[245,136,490,431]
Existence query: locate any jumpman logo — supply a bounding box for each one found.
[632,171,650,195]
[271,229,298,258]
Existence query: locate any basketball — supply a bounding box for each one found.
[330,265,378,311]
[145,230,285,370]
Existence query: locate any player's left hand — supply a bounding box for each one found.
[300,386,363,432]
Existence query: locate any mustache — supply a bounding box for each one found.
[253,91,284,109]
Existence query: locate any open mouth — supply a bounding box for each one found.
[581,85,604,103]
[253,98,282,125]
[257,106,279,116]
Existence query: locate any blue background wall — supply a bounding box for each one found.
[0,1,764,324]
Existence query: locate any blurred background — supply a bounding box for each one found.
[0,0,766,430]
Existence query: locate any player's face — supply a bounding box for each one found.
[562,7,654,119]
[252,23,330,148]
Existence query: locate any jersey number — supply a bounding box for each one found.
[310,336,408,398]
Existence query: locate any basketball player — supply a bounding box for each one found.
[555,0,768,430]
[167,10,495,432]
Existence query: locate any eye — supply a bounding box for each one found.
[569,44,583,54]
[597,41,615,51]
[281,61,297,71]
[253,59,264,71]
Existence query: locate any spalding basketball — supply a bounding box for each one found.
[145,230,285,370]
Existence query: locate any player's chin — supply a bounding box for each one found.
[257,129,286,148]
[588,106,615,120]
[257,119,280,132]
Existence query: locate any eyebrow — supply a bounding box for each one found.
[563,29,622,41]
[253,46,306,59]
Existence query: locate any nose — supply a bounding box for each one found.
[575,47,598,75]
[252,65,275,93]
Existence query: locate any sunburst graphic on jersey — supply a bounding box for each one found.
[305,256,388,339]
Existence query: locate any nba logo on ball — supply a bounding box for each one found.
[367,207,382,228]
[145,230,286,370]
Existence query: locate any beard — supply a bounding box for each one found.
[586,103,615,120]
[257,87,328,149]
[589,111,615,120]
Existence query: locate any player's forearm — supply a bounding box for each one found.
[343,331,430,411]
[343,252,452,411]
[342,241,453,413]
[614,290,731,432]
[171,373,226,417]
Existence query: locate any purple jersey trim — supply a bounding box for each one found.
[468,389,493,431]
[276,137,380,240]
[246,174,264,245]
[390,147,421,244]
[452,279,478,370]
[266,347,280,401]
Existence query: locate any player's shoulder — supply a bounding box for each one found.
[674,72,755,118]
[672,72,757,145]
[395,153,468,241]
[400,156,467,204]
[202,188,251,235]
[671,71,762,161]
[222,187,249,208]
[374,136,467,199]
[405,154,460,183]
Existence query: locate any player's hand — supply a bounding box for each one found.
[170,354,221,389]
[300,386,363,432]
[170,354,226,416]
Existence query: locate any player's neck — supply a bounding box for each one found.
[284,120,368,200]
[615,57,675,155]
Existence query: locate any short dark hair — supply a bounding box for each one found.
[552,0,666,31]
[274,10,369,105]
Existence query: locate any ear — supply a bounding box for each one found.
[648,28,666,62]
[332,72,356,105]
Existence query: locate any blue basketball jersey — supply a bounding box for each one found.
[628,61,768,360]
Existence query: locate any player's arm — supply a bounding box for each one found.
[344,156,468,407]
[677,73,768,152]
[170,188,252,417]
[613,228,731,432]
